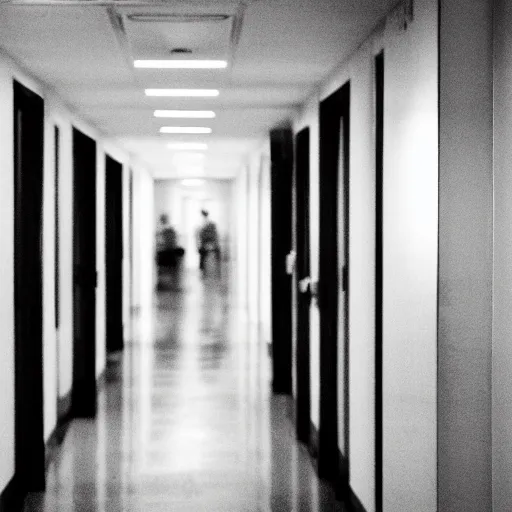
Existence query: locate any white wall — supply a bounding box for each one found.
[382,3,438,510]
[292,0,438,510]
[0,53,16,492]
[247,153,261,326]
[235,166,249,313]
[259,154,272,346]
[132,166,155,314]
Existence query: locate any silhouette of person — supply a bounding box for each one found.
[157,214,178,267]
[197,210,220,274]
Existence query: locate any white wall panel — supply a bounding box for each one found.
[0,54,16,492]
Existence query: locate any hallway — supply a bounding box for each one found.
[24,270,342,512]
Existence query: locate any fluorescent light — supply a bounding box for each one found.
[167,143,208,150]
[135,60,227,69]
[145,89,219,97]
[154,110,216,119]
[172,153,205,164]
[181,179,205,187]
[160,127,211,134]
[128,14,230,23]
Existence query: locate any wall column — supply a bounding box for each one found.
[438,0,493,510]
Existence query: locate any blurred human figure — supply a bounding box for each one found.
[157,214,178,267]
[197,209,220,275]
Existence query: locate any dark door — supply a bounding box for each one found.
[105,155,124,354]
[72,128,97,418]
[295,127,311,443]
[318,81,351,496]
[128,169,133,319]
[270,128,294,394]
[13,80,45,494]
[375,51,384,512]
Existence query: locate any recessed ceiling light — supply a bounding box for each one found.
[154,110,216,119]
[128,14,230,23]
[145,89,219,97]
[135,60,227,69]
[181,178,206,187]
[160,127,212,134]
[167,143,208,150]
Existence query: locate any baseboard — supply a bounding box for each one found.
[45,427,60,472]
[97,368,106,390]
[57,390,71,422]
[0,474,24,512]
[287,393,296,424]
[335,448,350,501]
[47,391,73,471]
[348,486,367,512]
[309,420,319,460]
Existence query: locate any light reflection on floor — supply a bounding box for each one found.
[24,267,344,511]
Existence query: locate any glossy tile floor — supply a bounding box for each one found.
[25,267,344,511]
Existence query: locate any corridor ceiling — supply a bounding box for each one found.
[0,0,395,178]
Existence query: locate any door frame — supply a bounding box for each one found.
[105,154,124,354]
[294,127,311,443]
[375,50,384,512]
[270,128,294,394]
[13,79,45,495]
[318,81,351,494]
[72,127,97,418]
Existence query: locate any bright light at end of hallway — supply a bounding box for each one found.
[176,165,204,175]
[154,110,216,118]
[167,142,208,150]
[160,127,212,134]
[145,89,219,97]
[134,60,227,69]
[181,178,205,186]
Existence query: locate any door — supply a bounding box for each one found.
[13,79,45,493]
[72,128,97,418]
[105,155,124,354]
[295,127,311,443]
[270,128,294,394]
[318,81,350,495]
[375,50,384,512]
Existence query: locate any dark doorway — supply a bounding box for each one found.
[375,51,384,512]
[105,155,124,354]
[318,81,351,496]
[294,127,311,443]
[54,126,60,332]
[72,128,97,418]
[270,128,294,394]
[128,169,134,318]
[13,80,45,495]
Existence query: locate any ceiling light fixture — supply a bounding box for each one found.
[145,89,219,97]
[160,127,212,134]
[135,60,227,69]
[181,179,206,187]
[154,110,216,119]
[128,14,230,23]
